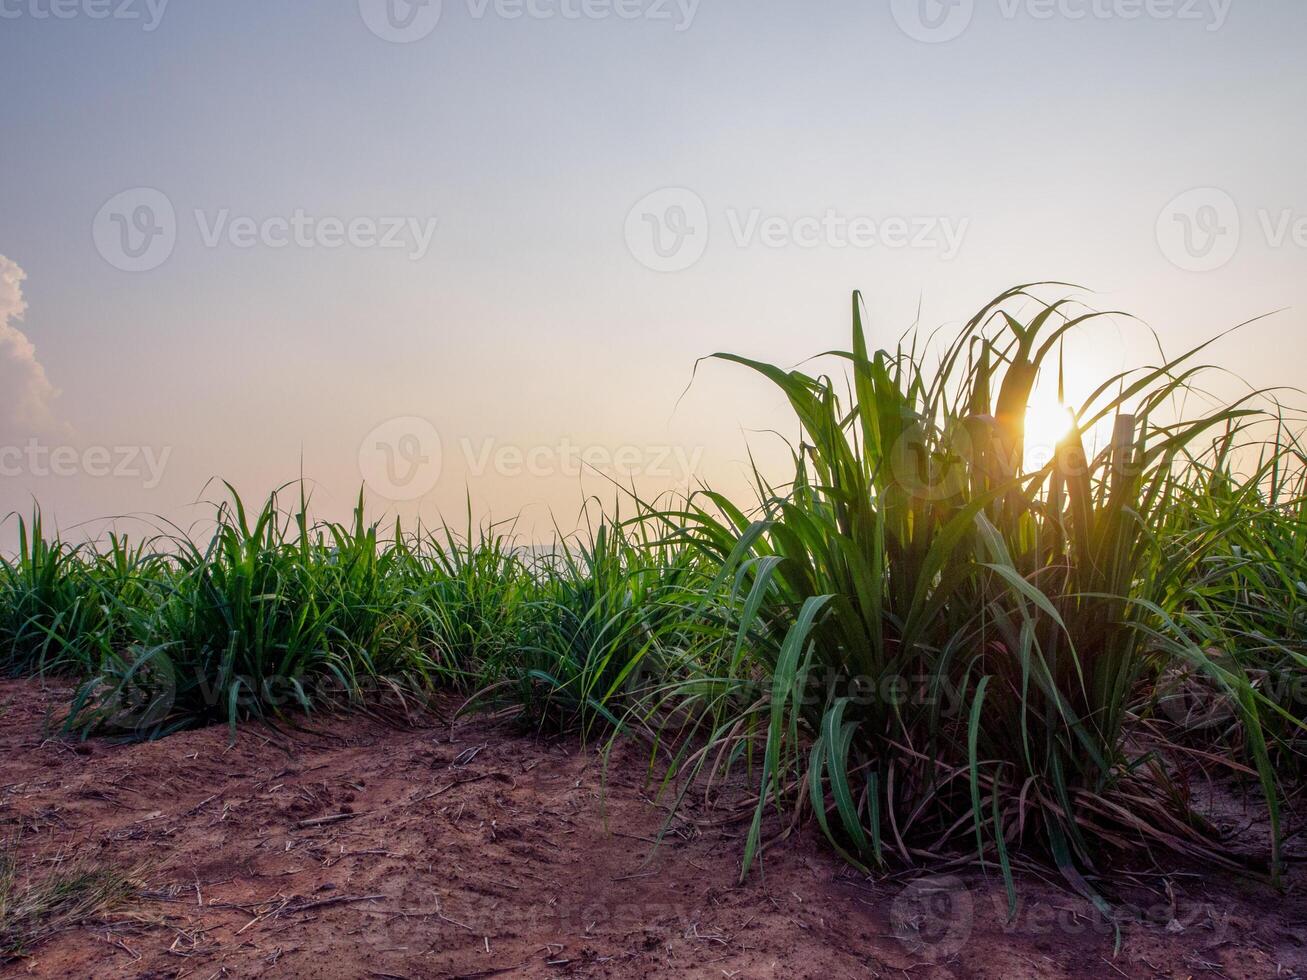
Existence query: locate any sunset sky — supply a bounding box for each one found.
[1,0,1304,542]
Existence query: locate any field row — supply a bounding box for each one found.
[4,286,1304,908]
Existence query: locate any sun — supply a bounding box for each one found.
[1023,394,1075,472]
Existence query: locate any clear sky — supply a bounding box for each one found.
[1,0,1304,542]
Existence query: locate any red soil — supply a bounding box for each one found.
[0,678,1304,979]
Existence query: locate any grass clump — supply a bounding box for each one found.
[0,849,139,962]
[497,508,706,734]
[0,513,157,678]
[646,285,1293,898]
[65,485,447,739]
[1155,433,1307,769]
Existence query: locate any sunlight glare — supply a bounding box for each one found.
[1023,395,1075,472]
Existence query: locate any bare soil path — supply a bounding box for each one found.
[0,679,1303,978]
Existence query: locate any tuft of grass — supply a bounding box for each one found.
[0,849,139,962]
[1154,428,1307,769]
[0,512,155,678]
[491,502,706,735]
[407,515,534,691]
[640,285,1289,898]
[66,484,442,740]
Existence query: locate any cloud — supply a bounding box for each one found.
[0,255,63,439]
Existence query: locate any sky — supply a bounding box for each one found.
[1,0,1304,544]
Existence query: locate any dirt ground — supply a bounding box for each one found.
[0,678,1304,979]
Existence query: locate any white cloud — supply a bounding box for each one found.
[0,255,64,439]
